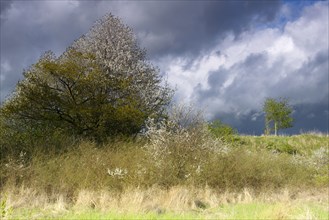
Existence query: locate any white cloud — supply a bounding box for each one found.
[162,2,328,119]
[164,50,223,103]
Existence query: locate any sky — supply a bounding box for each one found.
[1,0,328,135]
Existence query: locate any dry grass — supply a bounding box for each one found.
[2,186,328,219]
[1,140,317,195]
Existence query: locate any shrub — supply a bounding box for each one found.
[199,149,313,190]
[142,104,228,187]
[208,119,239,143]
[0,115,77,164]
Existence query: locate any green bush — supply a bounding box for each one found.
[264,140,298,154]
[0,115,77,161]
[208,119,239,144]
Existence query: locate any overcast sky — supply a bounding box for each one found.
[1,0,328,134]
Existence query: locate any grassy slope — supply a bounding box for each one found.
[238,134,328,155]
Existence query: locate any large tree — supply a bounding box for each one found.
[263,97,293,135]
[1,14,172,142]
[71,14,170,118]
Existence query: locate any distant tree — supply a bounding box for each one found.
[1,14,172,142]
[263,98,293,135]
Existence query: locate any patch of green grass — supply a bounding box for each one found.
[214,202,328,219]
[9,209,199,220]
[63,211,199,220]
[8,201,328,220]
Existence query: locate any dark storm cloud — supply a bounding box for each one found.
[212,102,329,135]
[1,1,98,102]
[275,49,329,104]
[0,0,13,23]
[113,1,282,58]
[293,103,329,133]
[0,0,12,14]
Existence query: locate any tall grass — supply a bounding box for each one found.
[1,121,326,196]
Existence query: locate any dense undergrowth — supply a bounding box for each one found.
[1,121,328,196]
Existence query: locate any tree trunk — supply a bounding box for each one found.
[274,121,277,136]
[265,118,270,135]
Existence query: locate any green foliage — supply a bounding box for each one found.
[263,97,293,135]
[267,142,298,154]
[1,49,147,141]
[0,195,13,219]
[208,119,238,143]
[0,114,76,163]
[208,119,237,136]
[250,137,299,154]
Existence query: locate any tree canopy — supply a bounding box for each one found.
[1,14,172,142]
[263,97,293,135]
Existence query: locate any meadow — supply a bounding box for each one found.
[1,117,328,219]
